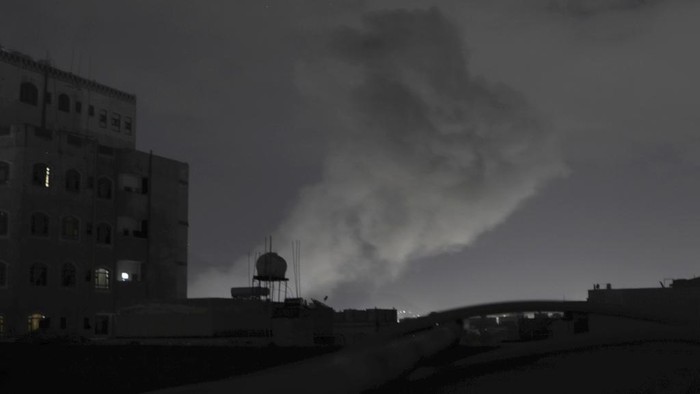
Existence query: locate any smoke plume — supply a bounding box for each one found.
[190,8,566,301]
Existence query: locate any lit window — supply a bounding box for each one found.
[117,260,141,282]
[61,216,79,240]
[19,82,38,106]
[94,268,110,289]
[97,177,112,199]
[30,263,47,286]
[27,313,45,332]
[61,263,76,287]
[58,94,70,112]
[65,169,80,192]
[96,223,111,245]
[32,163,51,188]
[0,261,7,288]
[30,213,49,237]
[0,161,9,184]
[0,211,7,236]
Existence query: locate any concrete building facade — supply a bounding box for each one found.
[0,47,188,337]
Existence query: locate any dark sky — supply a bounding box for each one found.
[3,0,700,315]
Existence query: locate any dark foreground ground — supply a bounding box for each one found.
[0,341,338,393]
[5,339,700,393]
[373,340,700,393]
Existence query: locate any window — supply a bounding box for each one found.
[124,117,133,135]
[88,105,95,116]
[119,173,141,193]
[19,82,38,106]
[135,220,148,238]
[94,315,110,335]
[61,216,79,240]
[97,177,112,199]
[45,92,52,104]
[65,169,80,192]
[0,261,7,288]
[58,94,70,112]
[28,314,45,332]
[96,223,111,245]
[111,113,121,131]
[117,260,141,282]
[75,101,82,114]
[30,263,47,286]
[0,161,9,184]
[94,268,110,289]
[30,213,49,237]
[99,109,107,128]
[61,263,76,287]
[0,211,7,236]
[117,216,136,236]
[32,163,51,188]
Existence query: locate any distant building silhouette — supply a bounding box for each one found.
[0,47,188,338]
[588,277,700,325]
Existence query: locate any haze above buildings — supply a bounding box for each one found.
[2,0,699,314]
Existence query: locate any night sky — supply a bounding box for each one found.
[3,0,700,315]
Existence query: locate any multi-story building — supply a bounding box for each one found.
[0,47,188,337]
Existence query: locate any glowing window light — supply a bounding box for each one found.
[44,167,50,188]
[121,272,130,281]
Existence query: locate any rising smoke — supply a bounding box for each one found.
[190,8,566,301]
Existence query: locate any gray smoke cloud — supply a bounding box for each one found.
[190,8,566,301]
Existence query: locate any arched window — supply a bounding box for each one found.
[0,261,7,288]
[58,94,70,112]
[0,211,7,236]
[94,268,110,289]
[61,216,79,240]
[61,263,76,287]
[30,212,49,237]
[97,177,112,199]
[30,263,47,286]
[19,82,38,106]
[32,163,51,188]
[0,161,9,184]
[27,313,45,332]
[65,169,80,192]
[96,223,111,245]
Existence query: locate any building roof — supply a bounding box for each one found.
[0,46,136,103]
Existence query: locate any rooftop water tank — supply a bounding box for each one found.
[255,252,287,280]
